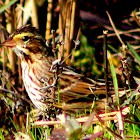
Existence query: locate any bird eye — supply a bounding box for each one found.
[22,36,29,41]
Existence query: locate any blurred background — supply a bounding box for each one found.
[0,0,140,139]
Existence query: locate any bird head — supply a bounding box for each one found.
[2,25,52,60]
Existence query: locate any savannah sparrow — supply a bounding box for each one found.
[2,25,115,115]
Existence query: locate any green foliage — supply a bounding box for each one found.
[0,0,140,139]
[0,128,5,140]
[124,102,140,139]
[73,35,103,78]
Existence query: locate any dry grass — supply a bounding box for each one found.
[0,0,140,139]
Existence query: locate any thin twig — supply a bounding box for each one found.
[106,11,125,46]
[103,30,110,102]
[70,27,81,63]
[132,10,140,27]
[98,28,140,39]
[0,87,32,105]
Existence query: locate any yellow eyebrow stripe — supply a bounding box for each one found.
[13,33,34,40]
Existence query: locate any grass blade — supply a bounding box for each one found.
[0,0,18,14]
[108,51,119,105]
[127,42,140,65]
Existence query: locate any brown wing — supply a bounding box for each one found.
[57,70,106,102]
[47,69,111,114]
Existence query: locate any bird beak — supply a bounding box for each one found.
[2,37,16,48]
